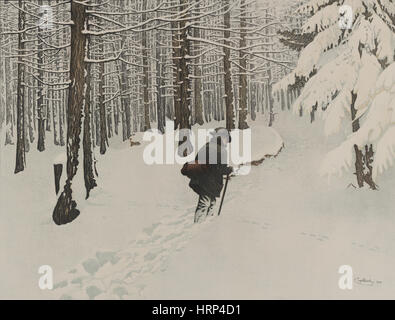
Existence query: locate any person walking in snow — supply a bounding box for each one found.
[181,128,233,223]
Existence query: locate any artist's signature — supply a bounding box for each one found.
[354,276,383,286]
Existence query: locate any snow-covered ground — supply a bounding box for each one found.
[1,113,395,299]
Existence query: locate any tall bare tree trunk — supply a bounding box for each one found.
[83,60,97,199]
[268,69,275,127]
[15,0,26,174]
[53,1,86,225]
[59,21,68,147]
[82,19,97,200]
[2,4,13,145]
[119,0,131,140]
[238,0,248,129]
[98,57,107,154]
[26,66,34,144]
[120,58,131,139]
[5,57,13,145]
[155,0,165,133]
[171,19,181,129]
[280,89,285,111]
[178,0,191,131]
[142,1,151,131]
[0,55,6,139]
[223,1,235,130]
[37,0,46,152]
[193,0,204,126]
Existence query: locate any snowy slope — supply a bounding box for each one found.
[143,114,395,299]
[77,114,395,299]
[1,114,395,299]
[0,117,283,299]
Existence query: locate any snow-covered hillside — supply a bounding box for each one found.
[0,117,282,299]
[1,114,394,299]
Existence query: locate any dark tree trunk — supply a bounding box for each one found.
[37,0,45,152]
[280,89,285,111]
[193,0,204,126]
[83,44,97,199]
[223,1,235,130]
[171,20,181,129]
[155,2,165,133]
[113,97,119,136]
[46,97,51,132]
[353,144,364,187]
[51,88,59,146]
[107,98,113,139]
[238,0,249,130]
[99,62,107,154]
[250,82,257,121]
[26,70,34,144]
[118,1,131,140]
[15,0,26,174]
[268,70,275,127]
[59,26,67,147]
[351,91,377,190]
[351,91,364,186]
[287,89,291,110]
[53,1,86,225]
[193,63,204,125]
[362,144,377,190]
[120,59,131,140]
[178,0,191,131]
[59,96,65,146]
[142,2,151,131]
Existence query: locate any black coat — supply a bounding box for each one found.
[189,139,232,198]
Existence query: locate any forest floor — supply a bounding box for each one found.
[1,113,395,299]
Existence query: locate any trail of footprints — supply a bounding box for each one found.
[54,166,385,299]
[238,218,384,257]
[299,231,383,253]
[55,178,245,300]
[55,205,209,300]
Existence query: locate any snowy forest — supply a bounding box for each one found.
[0,0,395,300]
[0,0,299,224]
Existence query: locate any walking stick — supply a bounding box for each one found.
[218,174,230,216]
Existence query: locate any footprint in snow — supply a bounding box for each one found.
[54,206,203,299]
